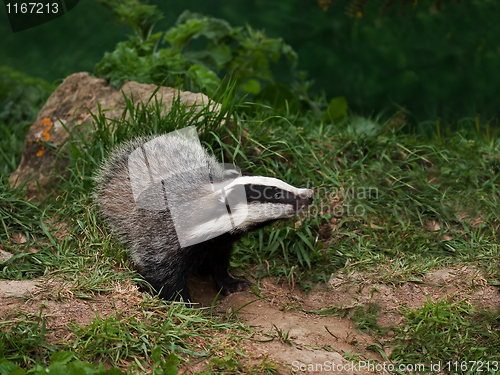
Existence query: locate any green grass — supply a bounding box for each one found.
[392,297,500,374]
[0,66,54,176]
[0,312,54,366]
[231,114,499,290]
[1,85,499,373]
[350,303,389,337]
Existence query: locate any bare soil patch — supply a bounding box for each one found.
[1,266,499,374]
[0,279,144,347]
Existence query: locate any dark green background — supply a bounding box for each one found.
[1,0,499,122]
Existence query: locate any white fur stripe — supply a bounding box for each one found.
[224,176,304,195]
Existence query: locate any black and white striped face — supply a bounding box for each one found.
[223,176,314,231]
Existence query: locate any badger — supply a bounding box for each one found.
[94,126,313,302]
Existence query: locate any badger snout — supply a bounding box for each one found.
[297,188,314,211]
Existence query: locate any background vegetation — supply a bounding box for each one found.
[1,0,499,121]
[0,0,499,373]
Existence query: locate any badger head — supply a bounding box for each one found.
[222,175,314,233]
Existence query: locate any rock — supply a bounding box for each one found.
[9,73,220,200]
[0,248,14,263]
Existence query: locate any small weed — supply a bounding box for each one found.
[209,349,243,372]
[272,324,294,346]
[303,305,349,318]
[247,355,279,374]
[342,349,366,362]
[351,303,389,336]
[150,346,181,375]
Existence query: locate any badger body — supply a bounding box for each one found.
[95,131,313,301]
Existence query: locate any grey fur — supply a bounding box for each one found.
[94,133,313,301]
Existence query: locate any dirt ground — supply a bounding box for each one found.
[1,267,499,374]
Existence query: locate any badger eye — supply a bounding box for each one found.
[274,192,282,199]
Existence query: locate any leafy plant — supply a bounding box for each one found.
[0,349,181,374]
[95,1,297,98]
[100,0,163,43]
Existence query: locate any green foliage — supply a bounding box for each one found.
[237,220,322,274]
[0,67,54,176]
[0,302,191,372]
[0,348,181,374]
[322,96,348,123]
[230,107,499,288]
[310,0,500,121]
[2,0,500,119]
[0,83,499,372]
[391,298,500,369]
[351,303,388,336]
[328,0,465,17]
[0,176,44,243]
[0,66,53,128]
[68,311,196,366]
[1,57,500,372]
[0,314,53,366]
[0,176,66,281]
[151,347,180,375]
[94,4,297,98]
[100,0,163,42]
